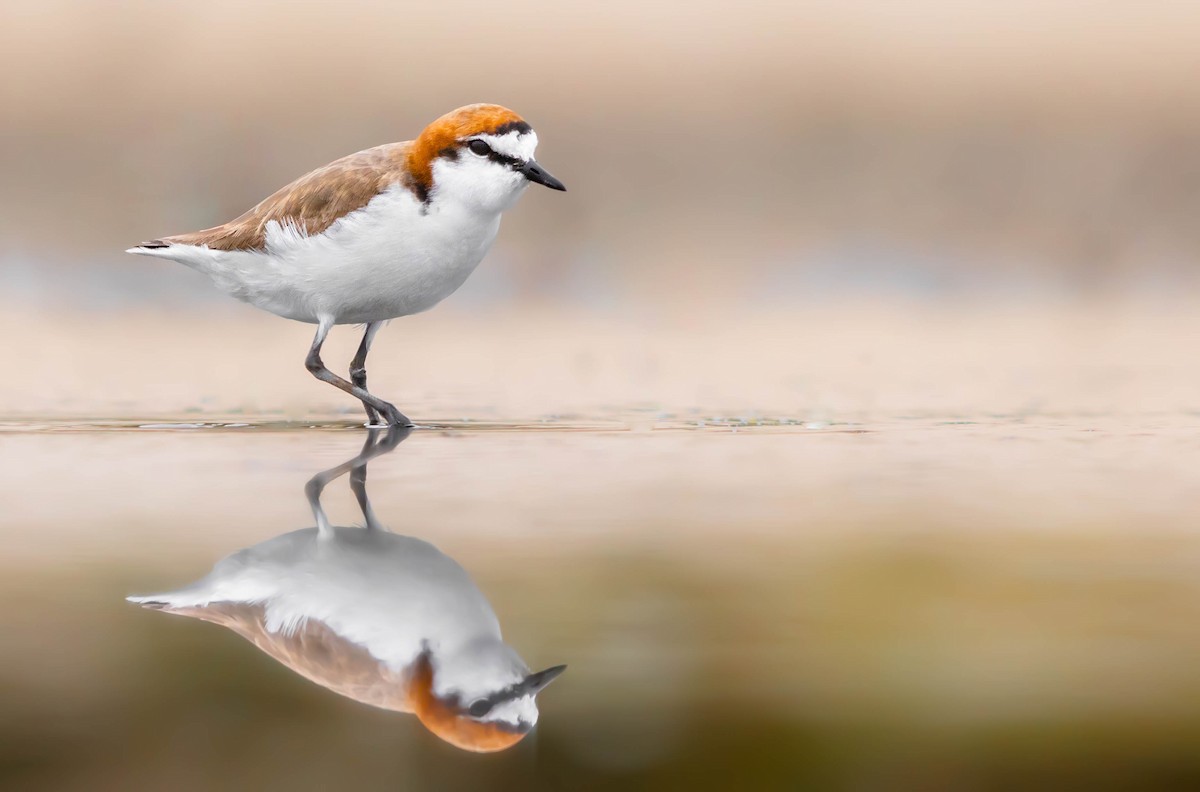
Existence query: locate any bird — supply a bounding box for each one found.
[127,104,566,427]
[126,427,566,752]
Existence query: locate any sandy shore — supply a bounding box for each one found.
[2,298,1196,421]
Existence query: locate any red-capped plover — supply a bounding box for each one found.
[128,104,566,427]
[127,427,566,752]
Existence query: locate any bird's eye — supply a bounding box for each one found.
[468,140,491,157]
[468,700,493,718]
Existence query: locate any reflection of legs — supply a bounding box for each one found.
[351,428,408,531]
[350,322,383,427]
[306,425,411,537]
[304,318,410,427]
[349,462,381,530]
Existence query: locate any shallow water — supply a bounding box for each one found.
[3,411,1200,790]
[1,299,1198,788]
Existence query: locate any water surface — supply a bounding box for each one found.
[3,413,1200,790]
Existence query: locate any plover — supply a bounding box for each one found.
[128,104,566,426]
[127,427,565,752]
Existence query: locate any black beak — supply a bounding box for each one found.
[468,664,567,715]
[518,160,566,191]
[523,664,567,695]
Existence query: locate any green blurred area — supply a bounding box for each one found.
[3,425,1200,790]
[6,543,1200,791]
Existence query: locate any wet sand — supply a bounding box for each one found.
[3,299,1197,421]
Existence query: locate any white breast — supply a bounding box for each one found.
[191,184,502,325]
[146,527,505,669]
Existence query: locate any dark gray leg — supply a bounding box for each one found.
[350,425,407,530]
[348,461,379,530]
[306,319,411,427]
[306,425,411,537]
[350,322,383,427]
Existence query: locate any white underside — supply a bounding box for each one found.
[130,183,503,325]
[127,526,538,726]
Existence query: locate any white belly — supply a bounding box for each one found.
[185,185,502,324]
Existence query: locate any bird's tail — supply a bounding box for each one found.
[125,238,224,277]
[125,239,182,259]
[126,583,210,611]
[127,550,278,613]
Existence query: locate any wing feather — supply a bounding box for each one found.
[150,142,413,252]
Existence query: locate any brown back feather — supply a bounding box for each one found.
[170,601,413,712]
[156,142,412,253]
[165,601,528,751]
[144,105,528,253]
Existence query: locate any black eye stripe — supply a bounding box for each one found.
[463,139,523,169]
[457,672,542,717]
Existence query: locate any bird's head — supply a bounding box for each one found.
[407,647,566,752]
[407,103,566,213]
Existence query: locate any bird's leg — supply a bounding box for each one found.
[350,322,383,427]
[305,318,412,427]
[348,454,381,530]
[306,424,411,538]
[349,425,407,531]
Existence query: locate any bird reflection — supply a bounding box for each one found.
[127,427,565,752]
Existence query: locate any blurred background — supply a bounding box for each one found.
[3,0,1200,419]
[4,2,1200,790]
[6,1,1200,309]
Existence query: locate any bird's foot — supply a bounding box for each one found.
[381,402,413,428]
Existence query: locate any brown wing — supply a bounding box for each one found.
[169,601,414,712]
[145,142,413,252]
